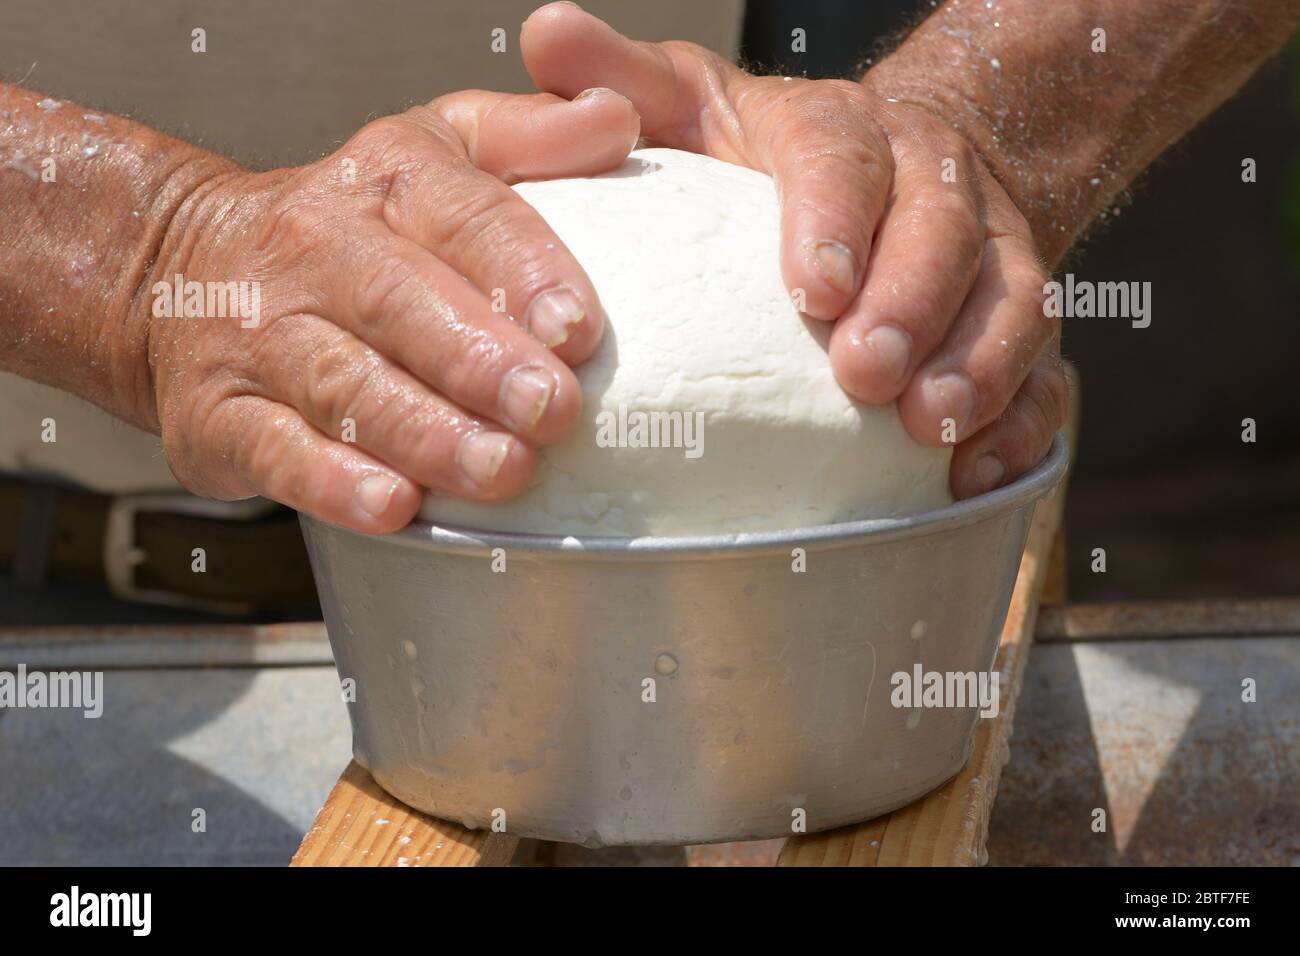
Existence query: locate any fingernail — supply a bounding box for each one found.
[574,86,618,103]
[526,287,585,348]
[929,372,978,436]
[356,474,399,518]
[974,452,1007,493]
[812,240,857,296]
[458,430,515,488]
[501,364,556,431]
[862,324,912,386]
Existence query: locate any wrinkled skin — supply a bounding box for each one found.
[145,87,640,532]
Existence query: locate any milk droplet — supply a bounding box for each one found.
[654,652,678,676]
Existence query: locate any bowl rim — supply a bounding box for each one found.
[301,432,1069,559]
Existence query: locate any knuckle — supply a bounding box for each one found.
[174,391,248,498]
[888,276,950,333]
[246,414,300,502]
[821,78,871,102]
[382,152,472,217]
[1017,369,1068,444]
[355,252,425,330]
[430,324,506,395]
[306,338,370,428]
[1011,261,1060,339]
[260,196,332,267]
[245,412,331,512]
[346,116,421,166]
[922,186,983,242]
[425,175,513,251]
[1038,364,1071,429]
[940,129,978,168]
[661,39,716,66]
[499,252,563,312]
[790,85,867,134]
[800,140,891,196]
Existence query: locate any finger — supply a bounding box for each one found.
[896,236,1056,447]
[523,5,891,319]
[829,136,985,402]
[366,121,607,363]
[196,394,423,534]
[330,230,583,444]
[754,81,895,320]
[520,1,736,155]
[949,356,1069,499]
[253,313,536,500]
[432,87,640,183]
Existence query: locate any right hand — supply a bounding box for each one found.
[141,89,639,533]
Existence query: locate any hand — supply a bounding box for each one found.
[142,88,639,532]
[521,3,1067,498]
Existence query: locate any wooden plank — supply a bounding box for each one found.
[1040,522,1068,605]
[291,761,518,867]
[1036,597,1300,643]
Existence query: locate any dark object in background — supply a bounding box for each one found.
[741,0,916,75]
[743,1,1300,600]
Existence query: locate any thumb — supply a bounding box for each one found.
[430,87,639,182]
[520,1,734,154]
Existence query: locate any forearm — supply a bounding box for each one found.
[0,84,235,429]
[862,0,1300,264]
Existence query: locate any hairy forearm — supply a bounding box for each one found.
[0,84,235,429]
[862,0,1300,264]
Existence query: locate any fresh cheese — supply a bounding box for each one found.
[420,148,953,536]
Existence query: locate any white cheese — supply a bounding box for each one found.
[421,148,952,536]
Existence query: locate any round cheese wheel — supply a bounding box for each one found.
[420,148,953,536]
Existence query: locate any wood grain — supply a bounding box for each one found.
[291,761,517,867]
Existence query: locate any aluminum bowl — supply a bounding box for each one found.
[301,433,1068,847]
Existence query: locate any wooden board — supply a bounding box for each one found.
[291,760,517,867]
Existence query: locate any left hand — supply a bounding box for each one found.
[520,3,1067,498]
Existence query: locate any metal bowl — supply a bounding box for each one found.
[301,433,1068,847]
